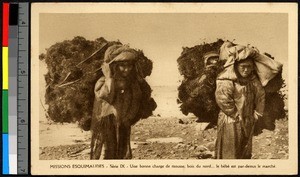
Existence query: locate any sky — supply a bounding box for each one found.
[40,13,288,86]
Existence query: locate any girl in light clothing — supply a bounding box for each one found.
[215,55,265,159]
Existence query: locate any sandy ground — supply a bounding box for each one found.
[39,116,288,160]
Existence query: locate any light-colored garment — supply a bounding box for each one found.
[215,66,265,159]
[104,44,138,64]
[94,77,116,117]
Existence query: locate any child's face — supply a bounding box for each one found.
[117,61,134,78]
[237,60,254,78]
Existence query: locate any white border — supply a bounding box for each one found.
[31,3,298,175]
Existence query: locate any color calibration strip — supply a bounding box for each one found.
[2,2,10,174]
[2,2,20,174]
[9,3,19,175]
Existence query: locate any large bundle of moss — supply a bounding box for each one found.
[177,39,286,130]
[177,39,225,125]
[40,36,153,124]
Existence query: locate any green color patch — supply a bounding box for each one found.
[2,90,8,133]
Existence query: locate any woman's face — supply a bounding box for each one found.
[117,61,134,78]
[237,60,254,78]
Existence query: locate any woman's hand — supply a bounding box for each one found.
[253,110,263,121]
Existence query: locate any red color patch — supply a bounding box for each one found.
[2,3,9,46]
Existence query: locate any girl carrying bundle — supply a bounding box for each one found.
[90,44,156,159]
[215,42,282,159]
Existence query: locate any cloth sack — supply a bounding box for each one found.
[220,41,283,86]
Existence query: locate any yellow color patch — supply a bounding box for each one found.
[2,47,8,89]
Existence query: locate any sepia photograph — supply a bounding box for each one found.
[31,3,298,175]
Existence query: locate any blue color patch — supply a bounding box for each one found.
[2,134,9,174]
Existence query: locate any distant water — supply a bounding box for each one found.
[151,85,191,118]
